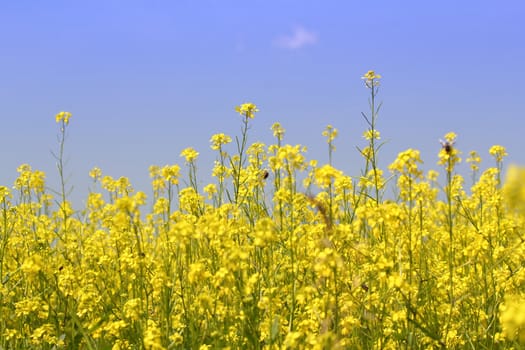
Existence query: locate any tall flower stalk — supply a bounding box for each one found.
[358,70,383,205]
[231,103,258,204]
[438,132,460,342]
[322,125,338,225]
[52,111,73,249]
[210,133,232,207]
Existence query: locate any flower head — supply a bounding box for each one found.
[438,132,461,170]
[489,145,508,163]
[271,122,285,140]
[55,111,72,125]
[180,147,199,163]
[362,70,382,88]
[210,133,232,150]
[389,148,423,177]
[89,167,102,181]
[466,151,481,172]
[314,164,343,189]
[363,129,380,141]
[322,125,338,143]
[235,103,259,119]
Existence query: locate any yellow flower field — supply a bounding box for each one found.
[1,72,525,349]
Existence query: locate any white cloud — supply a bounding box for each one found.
[274,26,318,50]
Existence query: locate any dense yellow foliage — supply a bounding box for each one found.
[1,76,525,349]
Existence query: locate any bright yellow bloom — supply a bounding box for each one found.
[362,70,382,87]
[466,151,481,172]
[362,70,382,80]
[0,185,11,201]
[89,167,102,181]
[5,81,525,349]
[210,133,232,150]
[438,132,461,170]
[388,148,423,178]
[212,161,230,180]
[489,145,507,163]
[363,129,380,141]
[161,164,180,184]
[203,183,217,199]
[188,262,211,284]
[180,147,199,163]
[123,298,142,321]
[271,122,285,140]
[443,131,457,143]
[179,187,203,213]
[55,111,72,124]
[277,144,307,170]
[21,254,44,280]
[143,319,163,350]
[322,124,338,143]
[314,164,343,189]
[235,102,258,119]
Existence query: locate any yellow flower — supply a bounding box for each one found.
[466,151,481,172]
[212,161,230,180]
[489,145,507,163]
[180,147,199,163]
[277,144,307,170]
[314,164,343,189]
[210,133,232,150]
[203,183,217,199]
[362,70,382,80]
[21,254,44,280]
[89,167,102,181]
[322,124,338,143]
[55,111,72,124]
[271,122,285,140]
[235,102,258,119]
[161,164,181,184]
[362,129,380,141]
[188,262,211,284]
[123,298,142,321]
[442,132,457,144]
[362,70,382,87]
[388,148,423,178]
[0,185,11,201]
[438,132,461,170]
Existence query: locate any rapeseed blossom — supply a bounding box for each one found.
[362,129,380,141]
[362,70,381,88]
[489,144,508,163]
[235,102,258,119]
[314,164,343,189]
[438,132,461,170]
[0,73,523,349]
[322,124,338,143]
[466,150,481,172]
[271,122,285,140]
[210,133,232,150]
[55,111,72,124]
[180,147,199,163]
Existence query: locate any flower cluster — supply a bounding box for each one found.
[362,70,382,88]
[55,111,72,124]
[0,75,524,350]
[235,102,259,119]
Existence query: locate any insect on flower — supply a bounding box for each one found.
[261,169,269,180]
[440,139,455,154]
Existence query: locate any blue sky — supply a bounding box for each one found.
[1,1,524,206]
